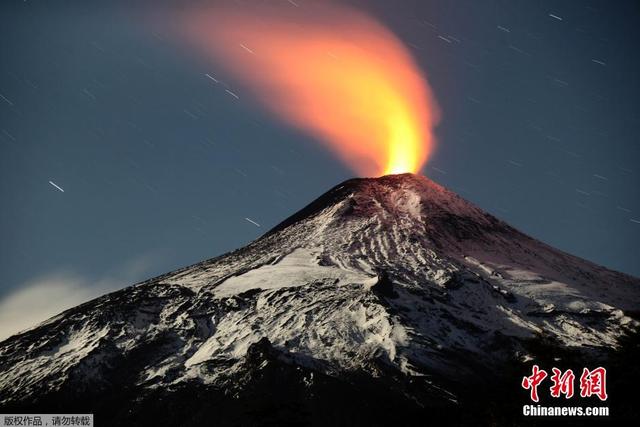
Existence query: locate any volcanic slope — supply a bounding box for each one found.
[1,173,638,425]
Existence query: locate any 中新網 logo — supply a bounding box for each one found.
[522,365,607,402]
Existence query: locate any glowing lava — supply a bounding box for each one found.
[184,3,439,176]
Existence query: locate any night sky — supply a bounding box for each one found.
[1,0,639,336]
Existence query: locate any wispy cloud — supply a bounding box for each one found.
[0,255,160,341]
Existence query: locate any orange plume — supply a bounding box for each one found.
[184,3,439,176]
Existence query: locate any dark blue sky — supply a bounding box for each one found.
[1,0,639,307]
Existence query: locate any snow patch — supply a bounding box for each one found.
[213,248,373,298]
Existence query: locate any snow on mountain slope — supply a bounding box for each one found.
[0,173,638,423]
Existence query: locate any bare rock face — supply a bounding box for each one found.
[1,173,639,425]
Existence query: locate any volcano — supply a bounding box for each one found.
[1,173,639,425]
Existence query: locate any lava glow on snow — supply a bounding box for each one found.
[184,3,439,176]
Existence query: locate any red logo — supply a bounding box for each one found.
[522,366,607,402]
